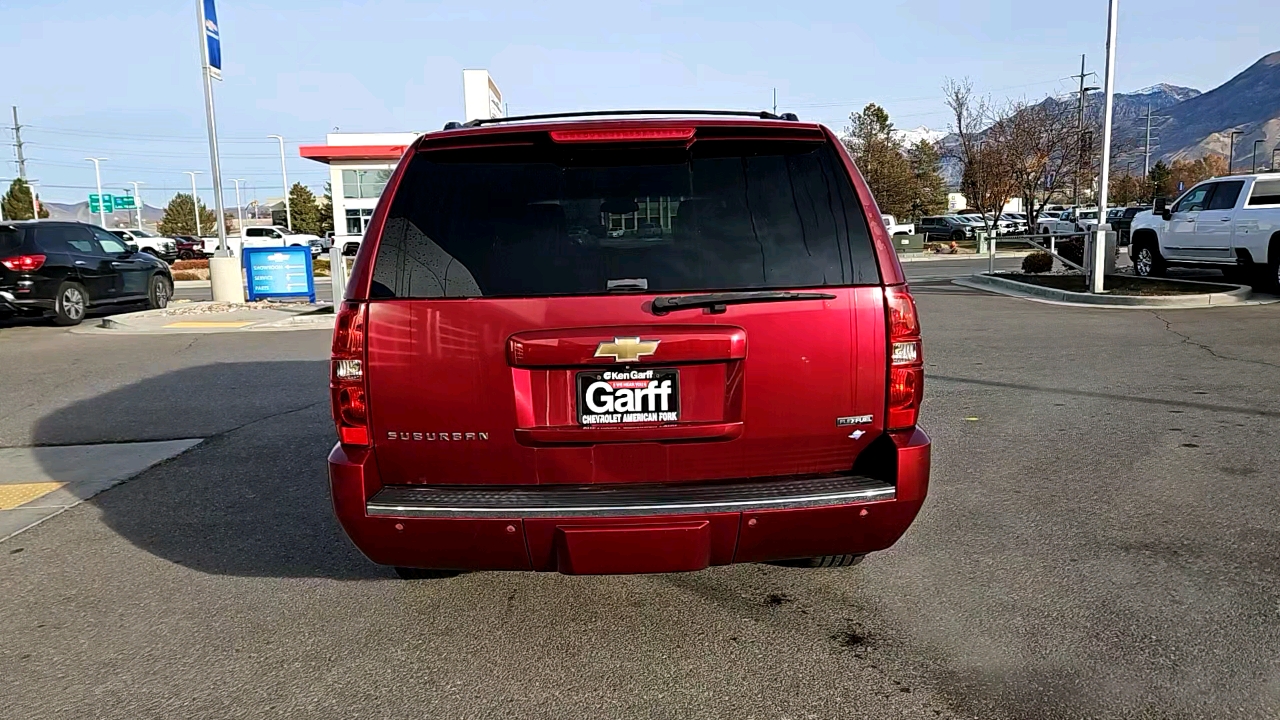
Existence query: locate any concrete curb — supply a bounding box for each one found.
[895,250,1034,263]
[955,273,1274,309]
[73,302,335,334]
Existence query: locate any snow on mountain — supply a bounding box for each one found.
[895,126,948,147]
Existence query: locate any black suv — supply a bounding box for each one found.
[1107,206,1150,246]
[917,215,975,242]
[0,221,174,326]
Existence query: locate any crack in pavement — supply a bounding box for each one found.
[1149,311,1280,370]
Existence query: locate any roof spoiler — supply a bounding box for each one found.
[443,109,800,131]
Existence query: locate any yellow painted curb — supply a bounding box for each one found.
[0,482,66,510]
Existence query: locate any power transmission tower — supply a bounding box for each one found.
[1070,56,1098,206]
[1137,102,1162,177]
[11,106,27,180]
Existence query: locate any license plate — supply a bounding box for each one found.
[577,369,680,425]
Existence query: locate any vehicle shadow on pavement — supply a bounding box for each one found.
[32,361,386,580]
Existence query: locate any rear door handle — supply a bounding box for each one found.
[1221,217,1232,222]
[74,260,87,266]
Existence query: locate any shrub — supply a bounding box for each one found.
[1021,251,1054,274]
[172,259,210,271]
[172,269,209,281]
[1056,238,1085,267]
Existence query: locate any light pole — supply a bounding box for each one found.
[1228,131,1244,175]
[1252,140,1265,174]
[267,134,292,230]
[1090,0,1118,294]
[85,158,108,227]
[183,170,203,236]
[232,178,246,237]
[128,181,144,229]
[1273,148,1280,173]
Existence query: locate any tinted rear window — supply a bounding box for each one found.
[1248,179,1280,206]
[0,227,26,254]
[371,138,878,299]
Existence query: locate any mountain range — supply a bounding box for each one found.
[1111,51,1280,171]
[40,201,270,227]
[930,50,1280,184]
[42,201,166,225]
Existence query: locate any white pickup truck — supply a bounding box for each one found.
[881,214,915,236]
[1037,207,1100,236]
[1130,172,1280,287]
[109,229,178,261]
[202,225,324,257]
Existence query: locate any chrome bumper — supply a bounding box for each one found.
[367,475,896,519]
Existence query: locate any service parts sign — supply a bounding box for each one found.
[577,369,680,425]
[243,246,314,301]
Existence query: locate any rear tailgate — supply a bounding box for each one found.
[362,123,887,486]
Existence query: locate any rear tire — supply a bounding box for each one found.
[1265,238,1280,292]
[148,274,172,310]
[765,554,865,569]
[52,281,88,326]
[394,566,462,580]
[1131,241,1166,277]
[178,249,195,260]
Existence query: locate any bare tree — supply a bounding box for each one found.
[943,78,1018,240]
[1001,98,1077,232]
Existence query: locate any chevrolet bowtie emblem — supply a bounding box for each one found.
[594,337,660,363]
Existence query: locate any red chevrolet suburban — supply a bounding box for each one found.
[328,111,930,577]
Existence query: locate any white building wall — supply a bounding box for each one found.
[322,132,419,239]
[463,69,503,122]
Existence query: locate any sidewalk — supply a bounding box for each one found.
[895,249,1035,263]
[72,301,336,334]
[0,439,201,541]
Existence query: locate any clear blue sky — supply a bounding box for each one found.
[2,0,1276,204]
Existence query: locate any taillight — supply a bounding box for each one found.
[1,254,46,272]
[886,285,923,432]
[331,301,369,447]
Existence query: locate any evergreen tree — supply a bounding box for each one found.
[320,182,335,235]
[1146,160,1173,200]
[2,178,49,221]
[905,140,948,219]
[158,193,218,236]
[288,182,323,235]
[844,103,914,219]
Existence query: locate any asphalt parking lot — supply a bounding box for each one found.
[2,257,1278,719]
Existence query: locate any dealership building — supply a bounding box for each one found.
[299,70,503,239]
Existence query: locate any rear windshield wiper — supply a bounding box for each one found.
[651,291,836,315]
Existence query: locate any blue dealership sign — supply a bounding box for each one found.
[243,246,315,302]
[202,0,222,80]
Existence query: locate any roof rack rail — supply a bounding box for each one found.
[450,109,799,129]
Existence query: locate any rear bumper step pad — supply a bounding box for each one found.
[366,475,895,518]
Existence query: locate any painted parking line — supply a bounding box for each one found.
[0,439,202,542]
[163,321,254,328]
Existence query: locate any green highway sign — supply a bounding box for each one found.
[88,194,136,213]
[88,194,114,213]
